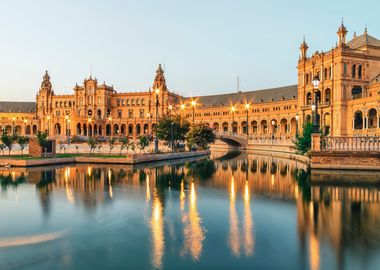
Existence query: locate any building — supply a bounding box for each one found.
[1,22,380,140]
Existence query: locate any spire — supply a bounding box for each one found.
[353,31,357,38]
[300,36,308,60]
[153,64,167,91]
[40,70,52,93]
[337,19,348,46]
[364,25,368,35]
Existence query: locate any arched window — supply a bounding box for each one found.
[354,111,363,129]
[127,99,130,106]
[131,99,135,106]
[88,109,93,117]
[352,86,362,100]
[137,99,140,106]
[117,99,121,106]
[368,109,377,128]
[358,65,362,79]
[141,99,145,105]
[306,92,312,105]
[305,115,311,123]
[325,89,331,103]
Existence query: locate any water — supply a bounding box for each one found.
[0,150,380,270]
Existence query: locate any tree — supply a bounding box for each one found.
[36,131,48,151]
[129,141,136,153]
[156,116,190,150]
[294,122,313,154]
[186,123,216,150]
[119,137,129,155]
[1,130,17,156]
[87,136,98,154]
[138,135,149,153]
[107,137,116,155]
[17,136,29,156]
[0,144,5,155]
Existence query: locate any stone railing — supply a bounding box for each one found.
[321,136,380,151]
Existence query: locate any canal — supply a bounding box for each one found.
[0,150,380,270]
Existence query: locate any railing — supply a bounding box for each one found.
[321,136,380,151]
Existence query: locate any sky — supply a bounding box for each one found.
[0,0,379,101]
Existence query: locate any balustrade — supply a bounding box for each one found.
[321,136,380,151]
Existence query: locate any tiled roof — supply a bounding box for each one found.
[0,102,36,113]
[348,33,380,49]
[185,85,298,106]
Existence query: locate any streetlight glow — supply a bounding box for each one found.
[245,103,250,110]
[191,100,196,107]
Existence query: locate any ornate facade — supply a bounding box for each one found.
[1,23,380,140]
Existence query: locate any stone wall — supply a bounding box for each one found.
[311,151,380,170]
[29,138,56,157]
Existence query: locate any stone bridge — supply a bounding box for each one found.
[214,132,248,148]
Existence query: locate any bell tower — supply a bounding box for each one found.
[337,21,348,47]
[36,71,53,128]
[300,37,308,60]
[152,64,168,115]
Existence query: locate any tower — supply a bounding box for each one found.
[300,37,309,60]
[36,71,53,127]
[152,64,168,116]
[337,21,348,47]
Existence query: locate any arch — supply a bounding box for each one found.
[222,122,228,132]
[323,113,331,135]
[232,121,238,134]
[136,124,141,135]
[54,123,61,135]
[306,92,312,105]
[280,118,288,134]
[88,124,93,136]
[151,124,156,134]
[106,124,111,136]
[251,120,258,134]
[352,64,356,78]
[270,119,278,134]
[141,99,145,105]
[143,123,149,134]
[136,99,140,106]
[4,125,12,134]
[128,124,133,135]
[121,124,126,135]
[87,109,93,117]
[352,86,362,100]
[83,124,87,136]
[324,88,331,103]
[290,118,297,136]
[76,123,82,135]
[260,120,268,134]
[241,121,247,134]
[25,125,31,135]
[97,109,102,119]
[32,125,37,135]
[358,65,362,79]
[93,124,98,136]
[368,108,377,129]
[354,111,363,129]
[113,124,119,135]
[14,125,22,135]
[305,115,311,123]
[212,122,220,132]
[98,125,102,136]
[315,90,321,104]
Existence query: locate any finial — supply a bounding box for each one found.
[364,25,368,35]
[341,17,344,26]
[354,31,357,38]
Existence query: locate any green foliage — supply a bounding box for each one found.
[138,135,149,153]
[107,137,116,155]
[36,131,48,149]
[186,123,216,150]
[87,136,98,154]
[119,137,130,155]
[1,130,17,156]
[17,136,29,155]
[294,122,313,154]
[0,144,5,155]
[156,116,190,149]
[129,141,136,153]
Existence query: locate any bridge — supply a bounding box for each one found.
[214,132,248,148]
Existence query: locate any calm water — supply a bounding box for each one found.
[1,151,380,270]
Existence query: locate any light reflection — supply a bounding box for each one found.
[243,181,253,256]
[146,173,150,202]
[182,181,205,261]
[108,169,113,199]
[87,166,92,177]
[309,233,320,270]
[151,190,164,269]
[180,179,185,211]
[229,176,240,257]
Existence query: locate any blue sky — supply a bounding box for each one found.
[0,0,378,101]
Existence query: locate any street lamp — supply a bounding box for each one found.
[191,100,196,125]
[295,113,299,138]
[168,104,173,119]
[154,88,160,153]
[312,75,320,133]
[12,117,15,135]
[245,103,250,140]
[180,104,185,125]
[65,115,70,145]
[271,120,275,144]
[47,115,51,135]
[230,105,236,134]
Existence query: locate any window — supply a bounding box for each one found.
[137,99,140,105]
[128,109,133,118]
[352,86,363,99]
[352,64,356,78]
[343,63,347,76]
[358,65,362,79]
[118,110,122,118]
[141,99,145,105]
[139,109,144,118]
[117,99,121,106]
[131,99,135,106]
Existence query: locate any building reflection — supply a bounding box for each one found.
[1,151,380,267]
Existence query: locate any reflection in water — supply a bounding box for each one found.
[1,152,380,269]
[151,189,164,269]
[229,176,240,256]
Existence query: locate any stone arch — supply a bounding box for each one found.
[88,124,93,136]
[128,124,133,135]
[305,115,311,123]
[113,124,119,135]
[32,125,37,135]
[368,108,377,128]
[54,123,61,135]
[121,124,126,135]
[270,119,278,134]
[212,122,220,132]
[306,92,312,105]
[136,124,141,135]
[25,125,31,135]
[232,121,238,134]
[251,120,258,134]
[241,121,248,134]
[143,123,149,134]
[83,124,87,136]
[76,123,81,135]
[4,125,12,134]
[324,88,331,103]
[290,118,297,136]
[280,118,288,134]
[14,125,22,135]
[354,110,363,129]
[106,124,111,136]
[93,124,98,136]
[260,120,268,134]
[98,125,102,136]
[222,122,228,132]
[323,113,331,135]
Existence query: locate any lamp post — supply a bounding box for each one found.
[65,115,70,145]
[47,116,51,135]
[295,113,299,138]
[312,76,320,133]
[12,117,15,135]
[191,100,196,125]
[245,103,250,140]
[271,120,275,145]
[154,88,160,153]
[230,105,236,135]
[180,104,185,125]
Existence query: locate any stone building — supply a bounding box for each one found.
[1,23,380,140]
